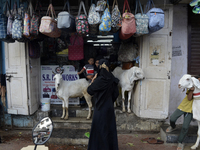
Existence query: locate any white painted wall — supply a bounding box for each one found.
[168,4,196,125]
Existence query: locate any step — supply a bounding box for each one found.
[48,117,92,145]
[50,104,93,118]
[160,125,198,143]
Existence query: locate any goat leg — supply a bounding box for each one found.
[191,121,200,149]
[127,91,132,113]
[61,107,65,119]
[122,90,126,112]
[64,107,68,120]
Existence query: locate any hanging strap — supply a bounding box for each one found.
[91,0,97,5]
[123,0,131,13]
[13,1,18,16]
[27,1,34,17]
[78,1,87,16]
[135,0,143,15]
[35,0,43,16]
[63,0,70,13]
[3,1,11,15]
[145,0,155,13]
[46,4,56,18]
[112,0,118,10]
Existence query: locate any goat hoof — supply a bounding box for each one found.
[60,117,64,120]
[122,109,126,113]
[191,145,197,149]
[86,117,90,120]
[128,110,131,113]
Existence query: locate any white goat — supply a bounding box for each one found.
[53,72,92,120]
[178,74,200,150]
[112,66,145,113]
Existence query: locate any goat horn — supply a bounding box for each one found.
[52,71,56,75]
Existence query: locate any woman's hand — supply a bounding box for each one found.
[91,74,98,83]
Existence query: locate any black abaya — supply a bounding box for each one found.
[87,59,119,150]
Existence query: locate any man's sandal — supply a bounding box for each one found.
[177,143,184,150]
[166,126,177,133]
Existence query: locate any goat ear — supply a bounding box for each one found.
[192,77,200,89]
[60,70,64,74]
[52,71,56,75]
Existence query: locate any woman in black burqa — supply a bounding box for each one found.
[87,59,119,150]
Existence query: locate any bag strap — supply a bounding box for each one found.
[46,4,56,18]
[13,2,18,15]
[135,0,143,15]
[112,0,118,10]
[3,1,11,15]
[123,0,131,13]
[145,0,155,13]
[35,0,43,15]
[63,0,70,13]
[78,1,87,16]
[91,0,97,4]
[27,1,34,17]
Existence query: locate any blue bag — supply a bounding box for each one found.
[145,0,164,33]
[99,1,111,36]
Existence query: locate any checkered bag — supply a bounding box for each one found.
[0,1,9,40]
[111,0,122,33]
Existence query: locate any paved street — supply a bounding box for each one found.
[0,129,198,150]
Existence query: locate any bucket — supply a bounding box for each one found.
[41,98,50,112]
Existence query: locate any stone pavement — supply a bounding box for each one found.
[0,129,198,150]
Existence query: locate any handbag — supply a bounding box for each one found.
[39,4,61,38]
[23,1,34,38]
[30,1,42,36]
[111,0,122,33]
[133,0,149,37]
[6,1,14,37]
[0,1,10,40]
[95,0,106,12]
[29,40,40,58]
[75,1,89,35]
[68,34,84,60]
[43,92,49,98]
[118,42,138,62]
[12,2,23,40]
[88,1,101,35]
[57,0,76,33]
[43,86,51,92]
[99,0,111,36]
[119,0,136,40]
[145,0,165,33]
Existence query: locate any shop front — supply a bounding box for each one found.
[0,0,195,130]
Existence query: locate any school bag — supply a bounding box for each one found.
[134,0,149,36]
[145,0,165,33]
[99,1,111,36]
[75,1,89,35]
[57,0,76,33]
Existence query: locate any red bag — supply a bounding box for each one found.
[43,86,51,92]
[29,41,40,58]
[68,35,84,60]
[120,0,136,40]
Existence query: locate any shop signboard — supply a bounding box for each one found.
[41,65,80,105]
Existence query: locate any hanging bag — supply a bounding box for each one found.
[95,0,106,12]
[0,1,12,42]
[68,34,84,60]
[29,40,40,59]
[6,1,14,37]
[118,42,138,62]
[111,0,122,33]
[39,4,61,38]
[134,0,149,37]
[75,1,89,35]
[30,1,42,36]
[119,0,136,40]
[23,1,34,38]
[99,0,111,36]
[145,0,165,33]
[57,0,76,33]
[88,0,100,35]
[12,2,24,40]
